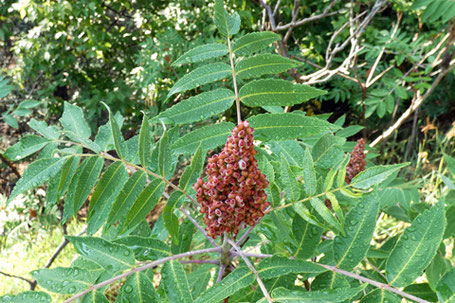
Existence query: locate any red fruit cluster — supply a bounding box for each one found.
[193,121,270,239]
[345,138,366,184]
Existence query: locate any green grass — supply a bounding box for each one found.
[0,219,84,299]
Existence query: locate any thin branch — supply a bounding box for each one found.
[231,252,272,259]
[0,153,21,179]
[216,264,227,283]
[228,239,272,303]
[370,61,455,147]
[0,270,34,288]
[276,0,340,31]
[30,227,87,290]
[227,32,242,124]
[100,152,198,206]
[318,264,432,303]
[365,12,402,87]
[180,259,220,265]
[63,247,222,303]
[179,207,219,248]
[227,252,431,303]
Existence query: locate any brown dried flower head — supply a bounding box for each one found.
[193,121,270,239]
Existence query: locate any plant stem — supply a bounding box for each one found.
[227,35,242,124]
[180,207,219,248]
[318,264,432,303]
[62,247,221,303]
[228,239,272,303]
[180,259,220,265]
[216,264,227,283]
[226,252,431,303]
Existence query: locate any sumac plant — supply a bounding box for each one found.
[2,1,454,302]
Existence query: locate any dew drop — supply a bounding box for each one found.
[125,285,133,293]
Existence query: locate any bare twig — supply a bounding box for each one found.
[180,207,219,248]
[0,153,21,179]
[216,264,227,283]
[227,31,242,124]
[276,0,340,31]
[180,259,220,265]
[228,239,272,303]
[370,61,455,147]
[365,12,402,87]
[0,270,34,288]
[231,252,272,259]
[318,264,432,303]
[62,247,222,303]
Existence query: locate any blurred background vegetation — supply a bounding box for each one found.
[1,0,454,297]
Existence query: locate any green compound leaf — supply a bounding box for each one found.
[235,54,301,79]
[436,267,455,303]
[106,170,147,227]
[311,197,344,235]
[173,43,229,66]
[214,0,240,37]
[8,157,67,203]
[87,161,129,235]
[358,288,401,303]
[163,191,184,244]
[4,135,50,161]
[179,144,205,191]
[121,178,165,233]
[386,199,446,287]
[0,291,51,303]
[195,267,254,303]
[28,118,60,140]
[232,31,280,55]
[139,113,152,169]
[157,130,176,180]
[157,88,234,125]
[403,283,438,302]
[81,290,109,303]
[239,79,326,107]
[172,122,235,155]
[60,101,91,142]
[114,236,171,260]
[262,285,367,303]
[257,256,326,280]
[168,62,231,97]
[302,148,316,196]
[66,236,135,273]
[350,163,409,189]
[47,155,80,207]
[161,261,193,303]
[32,266,99,294]
[280,157,300,202]
[292,214,323,259]
[333,193,379,270]
[248,113,340,141]
[103,103,127,159]
[63,156,104,223]
[116,270,158,303]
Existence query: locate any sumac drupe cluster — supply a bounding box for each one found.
[193,121,270,239]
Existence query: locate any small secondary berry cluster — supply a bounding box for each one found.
[345,138,367,184]
[193,121,270,239]
[326,138,366,209]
